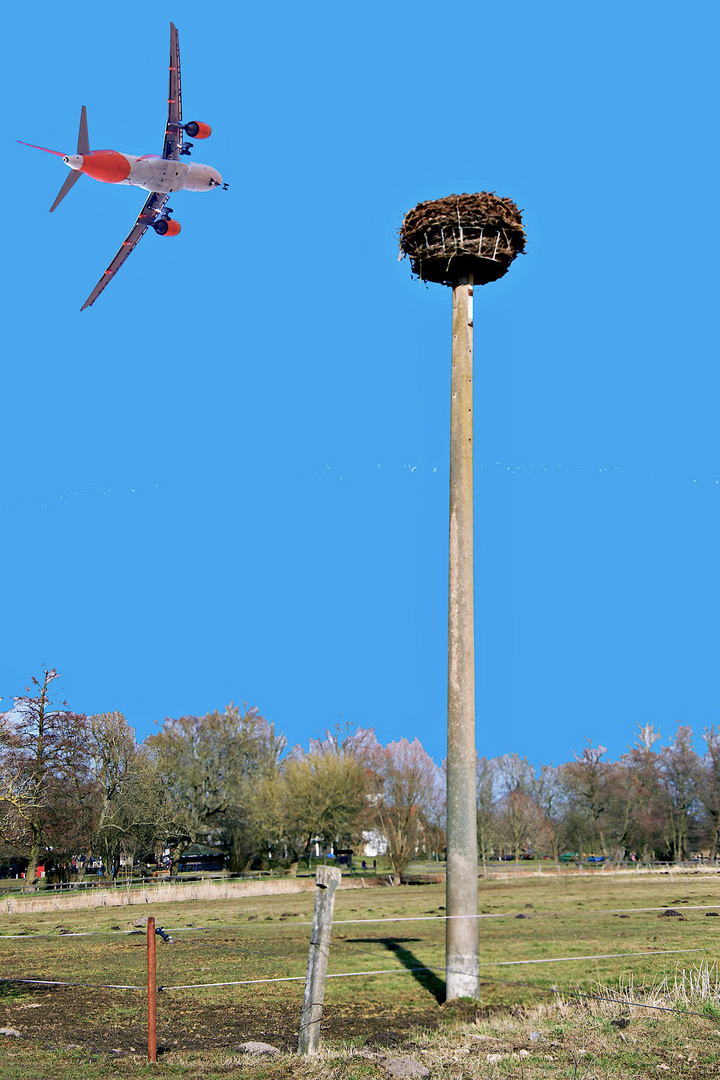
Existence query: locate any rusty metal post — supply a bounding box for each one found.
[445,272,480,1000]
[147,916,157,1062]
[298,864,342,1055]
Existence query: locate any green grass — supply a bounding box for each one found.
[2,871,720,1076]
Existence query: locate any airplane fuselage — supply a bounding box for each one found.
[62,150,223,193]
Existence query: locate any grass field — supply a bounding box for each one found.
[2,869,720,1077]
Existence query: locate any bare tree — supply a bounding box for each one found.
[476,755,496,876]
[373,738,443,884]
[490,752,554,862]
[496,752,535,796]
[79,712,179,877]
[532,763,563,861]
[619,723,666,862]
[559,741,610,860]
[660,725,700,862]
[494,789,553,862]
[0,669,88,887]
[698,726,720,859]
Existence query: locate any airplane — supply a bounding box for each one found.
[18,22,226,311]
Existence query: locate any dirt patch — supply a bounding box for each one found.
[0,982,450,1055]
[399,875,444,886]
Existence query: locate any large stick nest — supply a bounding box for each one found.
[399,192,526,286]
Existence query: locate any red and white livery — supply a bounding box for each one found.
[19,23,226,310]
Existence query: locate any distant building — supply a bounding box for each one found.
[178,844,226,872]
[362,830,387,857]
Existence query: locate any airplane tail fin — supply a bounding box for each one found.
[18,106,90,212]
[48,106,90,211]
[77,105,90,156]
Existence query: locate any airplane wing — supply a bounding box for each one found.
[80,191,169,311]
[162,22,182,160]
[81,23,180,310]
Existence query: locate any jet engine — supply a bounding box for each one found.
[152,218,181,236]
[183,121,211,139]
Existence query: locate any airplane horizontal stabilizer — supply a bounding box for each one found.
[50,169,82,212]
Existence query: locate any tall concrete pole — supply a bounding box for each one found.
[445,272,480,1000]
[399,191,525,1000]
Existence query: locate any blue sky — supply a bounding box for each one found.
[3,2,717,767]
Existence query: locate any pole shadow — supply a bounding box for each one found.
[347,937,446,1004]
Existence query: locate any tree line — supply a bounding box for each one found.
[0,670,443,886]
[478,722,720,870]
[2,669,719,888]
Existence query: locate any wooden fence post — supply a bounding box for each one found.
[297,864,342,1055]
[147,916,157,1063]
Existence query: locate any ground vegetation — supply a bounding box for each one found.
[2,875,720,1077]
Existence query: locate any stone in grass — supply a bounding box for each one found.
[706,911,720,917]
[237,1041,280,1055]
[380,1057,431,1078]
[658,909,684,918]
[0,1028,22,1037]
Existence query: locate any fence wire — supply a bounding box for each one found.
[3,948,717,1028]
[2,897,717,1041]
